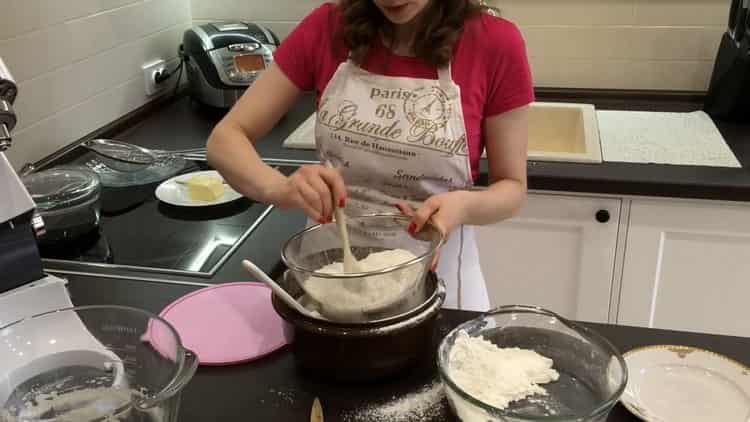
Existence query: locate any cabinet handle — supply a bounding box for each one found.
[595,209,611,223]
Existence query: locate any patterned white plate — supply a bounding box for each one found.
[622,345,750,422]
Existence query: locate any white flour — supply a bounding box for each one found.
[343,381,446,422]
[303,249,420,315]
[448,331,559,411]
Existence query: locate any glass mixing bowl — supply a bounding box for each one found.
[0,306,197,422]
[281,213,444,322]
[437,305,628,422]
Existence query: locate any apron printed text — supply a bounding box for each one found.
[314,60,489,310]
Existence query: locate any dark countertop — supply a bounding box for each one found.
[112,91,750,202]
[65,275,750,422]
[40,91,750,420]
[501,92,750,202]
[41,89,750,287]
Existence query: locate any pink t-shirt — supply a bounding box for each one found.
[273,2,534,180]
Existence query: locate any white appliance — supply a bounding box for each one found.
[0,57,123,410]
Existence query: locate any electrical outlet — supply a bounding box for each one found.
[142,59,166,96]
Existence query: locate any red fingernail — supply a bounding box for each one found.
[408,223,416,234]
[318,218,326,224]
[339,198,345,208]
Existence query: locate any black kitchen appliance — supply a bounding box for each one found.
[704,0,750,122]
[183,22,280,108]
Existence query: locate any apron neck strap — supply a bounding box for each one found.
[437,62,453,85]
[345,50,453,85]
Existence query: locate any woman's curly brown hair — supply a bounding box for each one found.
[337,0,490,67]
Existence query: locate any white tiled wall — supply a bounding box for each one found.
[191,0,728,92]
[0,0,192,168]
[499,0,728,91]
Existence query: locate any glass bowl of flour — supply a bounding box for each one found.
[281,213,444,323]
[437,305,628,422]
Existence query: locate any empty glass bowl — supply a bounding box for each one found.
[437,305,628,422]
[0,306,197,422]
[281,213,444,322]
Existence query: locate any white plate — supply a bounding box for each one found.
[155,170,242,207]
[622,345,750,422]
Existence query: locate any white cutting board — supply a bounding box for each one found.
[597,110,741,168]
[282,113,317,150]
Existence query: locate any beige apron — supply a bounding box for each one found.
[314,59,490,311]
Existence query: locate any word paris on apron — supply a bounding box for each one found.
[313,59,490,311]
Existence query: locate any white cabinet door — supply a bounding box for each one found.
[476,193,621,323]
[618,199,750,337]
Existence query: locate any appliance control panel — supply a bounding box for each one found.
[209,40,275,86]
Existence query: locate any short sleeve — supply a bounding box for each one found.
[273,3,335,91]
[484,18,535,117]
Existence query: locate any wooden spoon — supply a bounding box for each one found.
[325,161,362,275]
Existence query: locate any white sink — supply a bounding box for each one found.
[282,101,603,164]
[480,102,602,163]
[525,102,602,163]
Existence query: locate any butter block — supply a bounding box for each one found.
[186,174,224,202]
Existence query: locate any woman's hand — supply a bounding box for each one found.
[396,190,473,236]
[396,106,529,236]
[272,164,348,224]
[396,191,472,271]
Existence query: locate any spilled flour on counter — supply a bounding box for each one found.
[303,249,420,314]
[268,388,295,405]
[448,331,559,410]
[343,381,447,422]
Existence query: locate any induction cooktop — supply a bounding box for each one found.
[39,165,298,278]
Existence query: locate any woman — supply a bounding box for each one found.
[207,0,533,311]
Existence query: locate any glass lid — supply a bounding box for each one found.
[22,167,101,211]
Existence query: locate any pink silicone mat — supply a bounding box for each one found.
[151,282,288,366]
